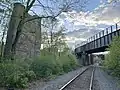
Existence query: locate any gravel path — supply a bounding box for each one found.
[94,67,120,90]
[63,67,92,90]
[28,66,88,90]
[93,67,100,90]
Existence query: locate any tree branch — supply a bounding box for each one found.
[26,0,35,13]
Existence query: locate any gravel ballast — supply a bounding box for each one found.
[63,67,92,90]
[28,66,88,90]
[94,67,120,90]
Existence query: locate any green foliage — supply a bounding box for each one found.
[30,52,78,78]
[58,54,78,72]
[30,56,53,78]
[0,47,78,89]
[0,59,36,88]
[104,36,120,77]
[30,54,62,78]
[38,25,78,76]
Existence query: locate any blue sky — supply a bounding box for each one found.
[57,0,120,49]
[29,0,120,49]
[3,0,120,49]
[86,0,101,11]
[1,0,120,50]
[1,0,119,49]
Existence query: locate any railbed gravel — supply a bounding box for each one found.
[28,66,88,90]
[63,67,92,90]
[94,67,120,90]
[93,68,100,90]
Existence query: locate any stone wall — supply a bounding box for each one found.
[16,14,41,58]
[5,3,41,58]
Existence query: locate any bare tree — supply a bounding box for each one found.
[3,0,88,58]
[3,0,36,58]
[0,0,13,57]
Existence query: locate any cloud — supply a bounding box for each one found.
[90,1,120,23]
[58,1,120,49]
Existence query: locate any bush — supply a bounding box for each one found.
[30,52,78,78]
[104,36,120,77]
[0,59,36,88]
[0,51,78,88]
[58,54,78,72]
[30,55,61,78]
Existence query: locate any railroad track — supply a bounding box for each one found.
[59,66,95,90]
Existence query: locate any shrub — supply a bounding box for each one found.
[30,55,60,78]
[0,59,36,88]
[30,52,78,78]
[104,36,120,77]
[51,63,64,75]
[0,50,79,88]
[58,54,78,72]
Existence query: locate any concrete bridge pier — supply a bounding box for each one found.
[81,53,86,65]
[81,52,89,66]
[79,53,94,66]
[89,54,94,64]
[85,53,90,65]
[76,52,94,66]
[75,53,85,65]
[75,54,82,65]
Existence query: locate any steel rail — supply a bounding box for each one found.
[89,66,95,90]
[59,67,89,90]
[59,66,95,90]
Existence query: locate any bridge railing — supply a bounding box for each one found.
[75,21,120,49]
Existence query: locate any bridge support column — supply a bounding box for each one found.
[81,52,89,66]
[89,54,94,64]
[75,54,83,65]
[76,53,92,66]
[81,53,86,65]
[85,54,90,65]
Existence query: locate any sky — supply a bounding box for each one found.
[86,0,101,11]
[1,0,120,50]
[57,0,120,49]
[28,0,120,49]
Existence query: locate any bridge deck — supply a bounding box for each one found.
[75,23,120,54]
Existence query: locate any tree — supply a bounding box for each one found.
[40,19,69,57]
[0,0,13,57]
[104,37,120,77]
[3,0,36,58]
[3,0,88,58]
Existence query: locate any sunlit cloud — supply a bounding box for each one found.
[58,1,120,49]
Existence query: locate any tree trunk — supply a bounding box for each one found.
[3,3,25,58]
[11,19,24,56]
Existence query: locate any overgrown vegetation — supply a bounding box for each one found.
[31,51,78,78]
[0,59,36,88]
[104,36,120,77]
[0,18,79,89]
[0,0,86,89]
[0,49,79,88]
